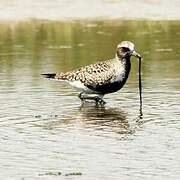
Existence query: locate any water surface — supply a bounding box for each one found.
[0,20,180,179]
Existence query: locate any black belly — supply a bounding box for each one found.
[87,78,128,94]
[86,59,131,94]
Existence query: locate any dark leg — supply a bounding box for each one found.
[78,93,106,106]
[78,92,85,101]
[93,96,106,106]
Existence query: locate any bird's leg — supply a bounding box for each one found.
[78,92,95,102]
[86,95,106,106]
[94,96,106,106]
[99,98,106,106]
[78,93,106,106]
[78,92,85,101]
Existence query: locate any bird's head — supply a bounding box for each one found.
[116,41,141,59]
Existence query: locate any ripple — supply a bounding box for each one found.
[47,45,72,49]
[0,20,180,180]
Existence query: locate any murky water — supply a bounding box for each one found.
[0,20,180,179]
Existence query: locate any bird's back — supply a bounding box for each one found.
[42,58,131,94]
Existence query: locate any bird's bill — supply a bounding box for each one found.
[131,50,141,59]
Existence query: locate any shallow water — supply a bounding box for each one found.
[0,20,180,179]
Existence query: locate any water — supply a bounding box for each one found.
[0,20,180,179]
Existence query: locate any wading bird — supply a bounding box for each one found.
[42,41,142,106]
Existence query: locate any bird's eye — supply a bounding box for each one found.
[122,47,130,52]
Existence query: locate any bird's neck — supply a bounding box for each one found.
[123,56,131,64]
[115,56,131,65]
[123,57,131,75]
[119,56,131,75]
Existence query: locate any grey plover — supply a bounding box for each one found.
[42,41,141,105]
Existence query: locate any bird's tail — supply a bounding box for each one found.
[41,73,57,80]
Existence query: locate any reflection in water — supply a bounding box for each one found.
[79,104,132,134]
[41,103,141,136]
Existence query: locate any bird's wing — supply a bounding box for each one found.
[55,59,117,86]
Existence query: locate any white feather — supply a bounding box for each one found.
[69,81,97,94]
[113,68,126,82]
[110,63,126,83]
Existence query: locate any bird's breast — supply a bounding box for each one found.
[111,68,126,83]
[91,60,131,94]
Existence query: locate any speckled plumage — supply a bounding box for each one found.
[57,59,125,85]
[42,41,141,102]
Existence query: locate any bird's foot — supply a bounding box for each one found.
[78,93,106,106]
[78,92,85,101]
[94,96,106,106]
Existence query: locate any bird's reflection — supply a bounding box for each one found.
[78,103,135,134]
[39,103,142,135]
